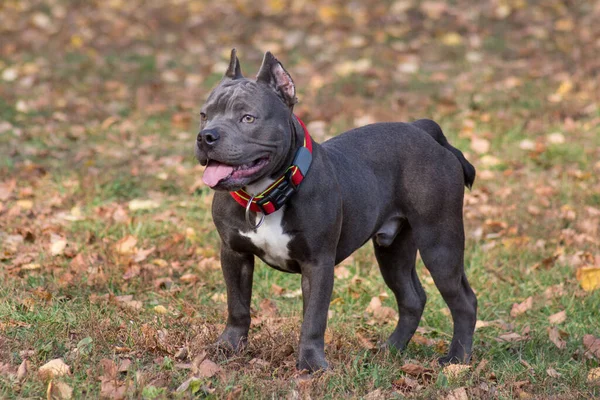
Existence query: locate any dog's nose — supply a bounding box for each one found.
[198,128,220,146]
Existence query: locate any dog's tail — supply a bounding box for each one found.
[411,119,476,189]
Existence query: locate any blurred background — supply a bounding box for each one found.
[1,1,600,398]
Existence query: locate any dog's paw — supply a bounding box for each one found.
[438,353,470,366]
[215,329,247,354]
[297,348,329,373]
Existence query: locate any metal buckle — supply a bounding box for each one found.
[245,194,265,230]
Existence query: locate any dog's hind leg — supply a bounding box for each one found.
[413,223,477,364]
[373,225,426,351]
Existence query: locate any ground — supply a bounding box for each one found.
[1,0,600,399]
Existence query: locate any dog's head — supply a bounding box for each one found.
[196,49,297,191]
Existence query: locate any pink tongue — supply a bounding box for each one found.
[203,161,234,187]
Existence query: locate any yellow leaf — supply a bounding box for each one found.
[154,305,168,314]
[441,32,463,46]
[587,367,600,383]
[17,199,33,210]
[556,80,573,96]
[576,266,600,292]
[70,35,83,49]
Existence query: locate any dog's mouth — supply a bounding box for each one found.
[202,157,270,188]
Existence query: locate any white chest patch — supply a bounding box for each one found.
[239,207,292,269]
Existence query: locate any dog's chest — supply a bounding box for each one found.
[239,207,293,269]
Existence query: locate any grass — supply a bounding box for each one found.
[1,0,600,398]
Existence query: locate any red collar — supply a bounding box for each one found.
[230,116,313,215]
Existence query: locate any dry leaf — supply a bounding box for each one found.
[198,359,221,378]
[583,335,600,359]
[497,332,524,342]
[548,310,566,325]
[0,179,16,201]
[546,368,561,378]
[364,388,385,400]
[510,296,533,317]
[50,234,68,256]
[445,387,468,400]
[16,359,28,382]
[258,298,279,317]
[548,327,566,349]
[588,368,600,383]
[471,137,490,154]
[154,305,167,314]
[48,381,73,399]
[133,247,155,263]
[400,362,431,377]
[576,266,600,291]
[271,283,285,296]
[128,199,160,211]
[356,332,375,350]
[334,265,351,279]
[38,359,70,380]
[366,296,398,323]
[115,235,137,255]
[443,364,471,382]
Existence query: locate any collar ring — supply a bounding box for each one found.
[245,195,265,230]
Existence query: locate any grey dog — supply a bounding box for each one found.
[195,49,477,372]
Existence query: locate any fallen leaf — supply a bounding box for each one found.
[100,379,127,400]
[443,364,471,382]
[548,327,566,349]
[15,359,28,382]
[356,332,375,349]
[497,332,524,342]
[198,359,220,378]
[179,273,198,284]
[115,235,137,255]
[471,137,490,154]
[588,368,600,383]
[118,359,131,373]
[400,362,432,378]
[546,368,561,378]
[510,296,533,317]
[128,199,160,211]
[38,359,71,380]
[366,296,398,323]
[445,387,468,400]
[115,295,143,311]
[50,234,68,256]
[334,265,351,279]
[583,335,600,359]
[154,305,167,314]
[271,283,285,296]
[547,132,565,144]
[364,388,385,400]
[259,298,279,317]
[576,266,600,291]
[134,247,155,263]
[548,310,566,325]
[0,179,16,200]
[48,380,73,399]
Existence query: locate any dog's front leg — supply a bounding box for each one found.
[216,246,254,352]
[297,262,335,372]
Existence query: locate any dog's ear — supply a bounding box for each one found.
[224,48,243,79]
[256,51,297,107]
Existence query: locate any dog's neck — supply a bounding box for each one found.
[243,114,307,196]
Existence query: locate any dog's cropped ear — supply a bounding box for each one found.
[224,48,243,79]
[256,51,297,107]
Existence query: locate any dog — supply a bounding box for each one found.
[195,49,477,372]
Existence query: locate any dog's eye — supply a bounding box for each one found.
[241,114,255,123]
[200,113,208,122]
